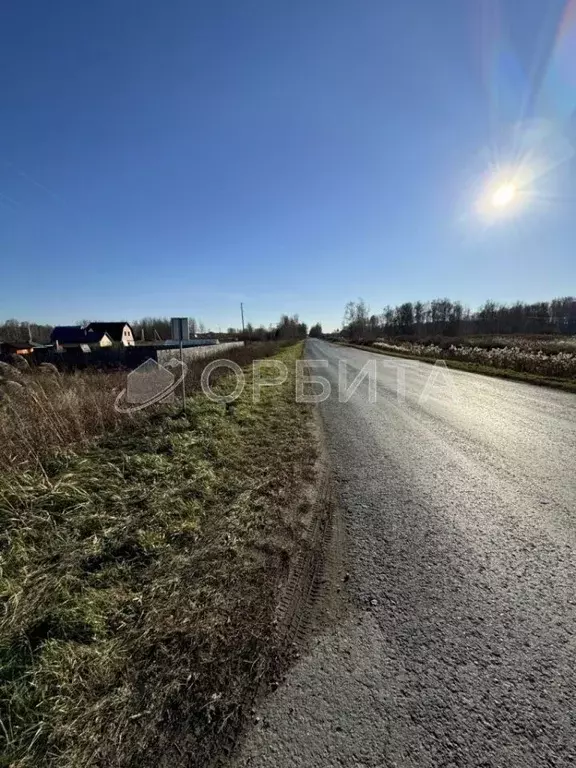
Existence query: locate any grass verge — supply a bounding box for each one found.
[0,342,288,474]
[338,342,576,393]
[0,342,315,767]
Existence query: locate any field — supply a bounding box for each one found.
[344,335,576,389]
[0,343,316,767]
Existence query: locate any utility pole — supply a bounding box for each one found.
[179,335,186,411]
[240,303,245,336]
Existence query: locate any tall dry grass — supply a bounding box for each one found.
[0,361,138,474]
[0,342,290,474]
[371,341,576,377]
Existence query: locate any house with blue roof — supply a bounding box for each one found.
[50,326,113,350]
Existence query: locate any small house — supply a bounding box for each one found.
[50,326,113,350]
[0,341,36,356]
[86,322,135,347]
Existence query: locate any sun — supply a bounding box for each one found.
[474,160,534,223]
[491,182,517,208]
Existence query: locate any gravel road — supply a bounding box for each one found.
[235,340,576,768]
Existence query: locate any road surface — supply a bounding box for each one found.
[236,340,576,768]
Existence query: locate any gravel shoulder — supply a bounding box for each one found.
[233,340,576,768]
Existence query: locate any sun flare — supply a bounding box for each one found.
[491,182,517,208]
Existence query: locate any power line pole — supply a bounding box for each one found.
[240,303,245,335]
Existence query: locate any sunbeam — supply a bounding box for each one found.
[472,0,575,226]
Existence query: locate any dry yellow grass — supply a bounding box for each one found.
[0,361,141,473]
[0,342,287,474]
[0,343,315,768]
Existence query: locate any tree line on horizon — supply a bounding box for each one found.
[341,296,576,339]
[0,314,309,344]
[309,322,323,338]
[227,314,308,341]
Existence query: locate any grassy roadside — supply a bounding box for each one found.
[0,342,315,768]
[0,342,288,475]
[338,342,576,393]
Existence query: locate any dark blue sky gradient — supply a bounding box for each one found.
[1,0,573,330]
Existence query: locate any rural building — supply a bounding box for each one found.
[0,341,38,355]
[50,326,113,350]
[86,322,135,346]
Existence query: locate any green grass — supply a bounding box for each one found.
[0,343,315,767]
[338,342,576,393]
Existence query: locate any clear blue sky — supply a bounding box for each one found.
[1,0,575,331]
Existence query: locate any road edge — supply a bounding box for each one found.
[221,407,348,766]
